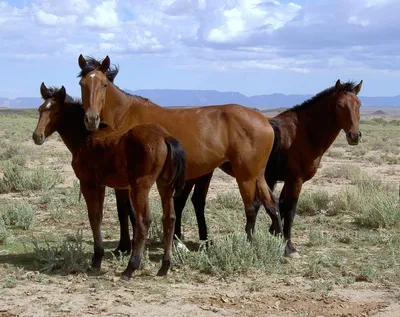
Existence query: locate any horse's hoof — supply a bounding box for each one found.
[90,263,101,270]
[156,267,169,277]
[120,274,131,281]
[121,270,132,280]
[173,240,189,252]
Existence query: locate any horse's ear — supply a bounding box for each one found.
[99,55,110,73]
[334,79,342,93]
[78,54,87,70]
[55,86,67,102]
[353,80,363,95]
[40,82,50,99]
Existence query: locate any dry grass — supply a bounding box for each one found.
[0,112,400,316]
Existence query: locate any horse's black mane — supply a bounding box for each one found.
[290,81,358,112]
[77,56,119,82]
[45,86,82,108]
[77,56,149,102]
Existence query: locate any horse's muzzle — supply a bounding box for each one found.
[32,132,45,145]
[346,131,361,146]
[84,113,100,131]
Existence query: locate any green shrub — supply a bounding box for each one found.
[334,171,400,229]
[1,201,35,230]
[0,217,8,244]
[32,230,90,273]
[173,230,285,276]
[0,162,62,193]
[297,190,330,216]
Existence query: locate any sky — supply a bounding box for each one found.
[1,0,400,99]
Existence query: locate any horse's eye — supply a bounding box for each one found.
[103,84,107,88]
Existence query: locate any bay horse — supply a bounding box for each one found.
[32,83,187,279]
[77,55,283,249]
[175,79,363,257]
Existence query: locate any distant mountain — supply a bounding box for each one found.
[126,89,400,108]
[2,89,400,109]
[0,97,43,108]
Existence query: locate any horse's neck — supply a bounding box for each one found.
[285,99,341,156]
[103,84,163,129]
[57,110,88,154]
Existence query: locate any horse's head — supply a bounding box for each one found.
[32,83,66,145]
[78,54,114,131]
[333,79,363,146]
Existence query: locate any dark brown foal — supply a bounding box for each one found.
[32,84,186,278]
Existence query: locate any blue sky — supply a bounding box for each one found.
[1,0,399,99]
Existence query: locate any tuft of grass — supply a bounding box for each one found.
[0,142,22,160]
[0,217,8,244]
[173,230,285,276]
[326,149,343,158]
[345,172,400,229]
[148,200,163,242]
[247,281,264,293]
[214,191,243,211]
[297,190,330,216]
[1,200,35,230]
[307,229,332,247]
[31,229,90,273]
[310,279,334,293]
[358,261,380,282]
[0,162,63,193]
[48,200,64,222]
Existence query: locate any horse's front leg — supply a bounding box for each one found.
[80,181,106,269]
[279,179,303,258]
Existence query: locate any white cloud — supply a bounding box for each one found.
[1,0,400,75]
[99,33,115,41]
[35,10,77,26]
[83,0,119,29]
[203,0,301,44]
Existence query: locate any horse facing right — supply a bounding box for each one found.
[175,79,363,257]
[32,83,187,279]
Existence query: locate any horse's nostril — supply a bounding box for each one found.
[358,131,362,138]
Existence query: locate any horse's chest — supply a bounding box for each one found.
[284,151,321,181]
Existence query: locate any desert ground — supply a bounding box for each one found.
[0,109,399,317]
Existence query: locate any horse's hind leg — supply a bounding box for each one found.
[113,189,135,255]
[156,183,176,276]
[191,171,214,242]
[256,174,283,236]
[234,178,258,240]
[122,186,152,280]
[220,162,263,235]
[173,180,195,241]
[80,181,106,270]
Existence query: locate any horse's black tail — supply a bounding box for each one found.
[265,118,281,190]
[164,137,187,195]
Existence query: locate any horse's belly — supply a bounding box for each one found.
[186,156,228,179]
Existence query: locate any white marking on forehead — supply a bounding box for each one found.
[89,73,96,78]
[45,101,52,109]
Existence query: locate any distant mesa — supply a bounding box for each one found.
[371,110,387,115]
[2,89,400,109]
